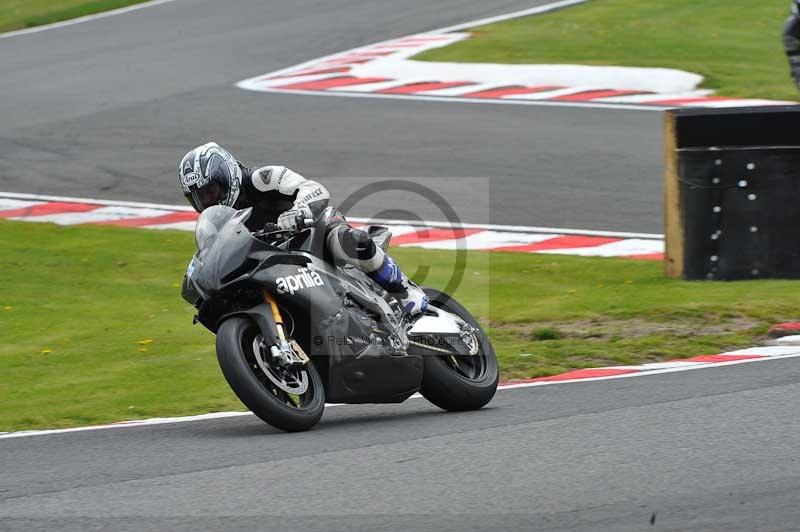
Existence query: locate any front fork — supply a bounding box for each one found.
[262,289,307,366]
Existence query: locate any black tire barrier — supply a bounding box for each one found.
[664,106,800,280]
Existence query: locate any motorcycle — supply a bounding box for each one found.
[181,205,498,432]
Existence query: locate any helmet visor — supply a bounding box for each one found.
[189,181,224,211]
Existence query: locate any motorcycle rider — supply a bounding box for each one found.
[178,142,429,315]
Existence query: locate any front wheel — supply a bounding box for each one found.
[412,288,499,411]
[216,316,325,432]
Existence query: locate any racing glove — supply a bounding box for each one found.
[277,205,313,232]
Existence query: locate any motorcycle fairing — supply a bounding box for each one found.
[251,256,422,403]
[187,208,423,404]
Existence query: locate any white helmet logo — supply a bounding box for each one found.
[181,171,202,188]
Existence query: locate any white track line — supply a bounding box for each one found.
[0,0,181,40]
[237,86,669,112]
[0,191,664,239]
[3,352,800,440]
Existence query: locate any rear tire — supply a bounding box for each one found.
[216,316,325,432]
[416,288,499,411]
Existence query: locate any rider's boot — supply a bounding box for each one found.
[368,255,429,316]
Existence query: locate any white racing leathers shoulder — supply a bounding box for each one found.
[251,165,331,218]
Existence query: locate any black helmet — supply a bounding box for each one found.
[178,142,242,212]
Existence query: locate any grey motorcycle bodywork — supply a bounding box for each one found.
[182,206,423,404]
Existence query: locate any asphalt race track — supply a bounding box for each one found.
[3,2,799,531]
[3,360,800,532]
[0,0,662,232]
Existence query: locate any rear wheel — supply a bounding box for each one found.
[216,316,325,432]
[412,288,499,411]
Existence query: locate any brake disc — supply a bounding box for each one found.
[252,337,309,395]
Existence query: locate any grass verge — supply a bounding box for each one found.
[416,0,799,101]
[0,0,152,33]
[3,219,800,431]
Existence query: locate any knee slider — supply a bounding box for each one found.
[350,228,375,253]
[327,225,377,262]
[340,227,376,259]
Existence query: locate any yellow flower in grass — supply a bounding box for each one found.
[138,339,154,345]
[40,348,52,354]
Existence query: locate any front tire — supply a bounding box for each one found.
[216,316,325,432]
[415,288,499,411]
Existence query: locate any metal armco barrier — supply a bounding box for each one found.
[664,106,800,279]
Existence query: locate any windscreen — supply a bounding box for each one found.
[194,205,237,250]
